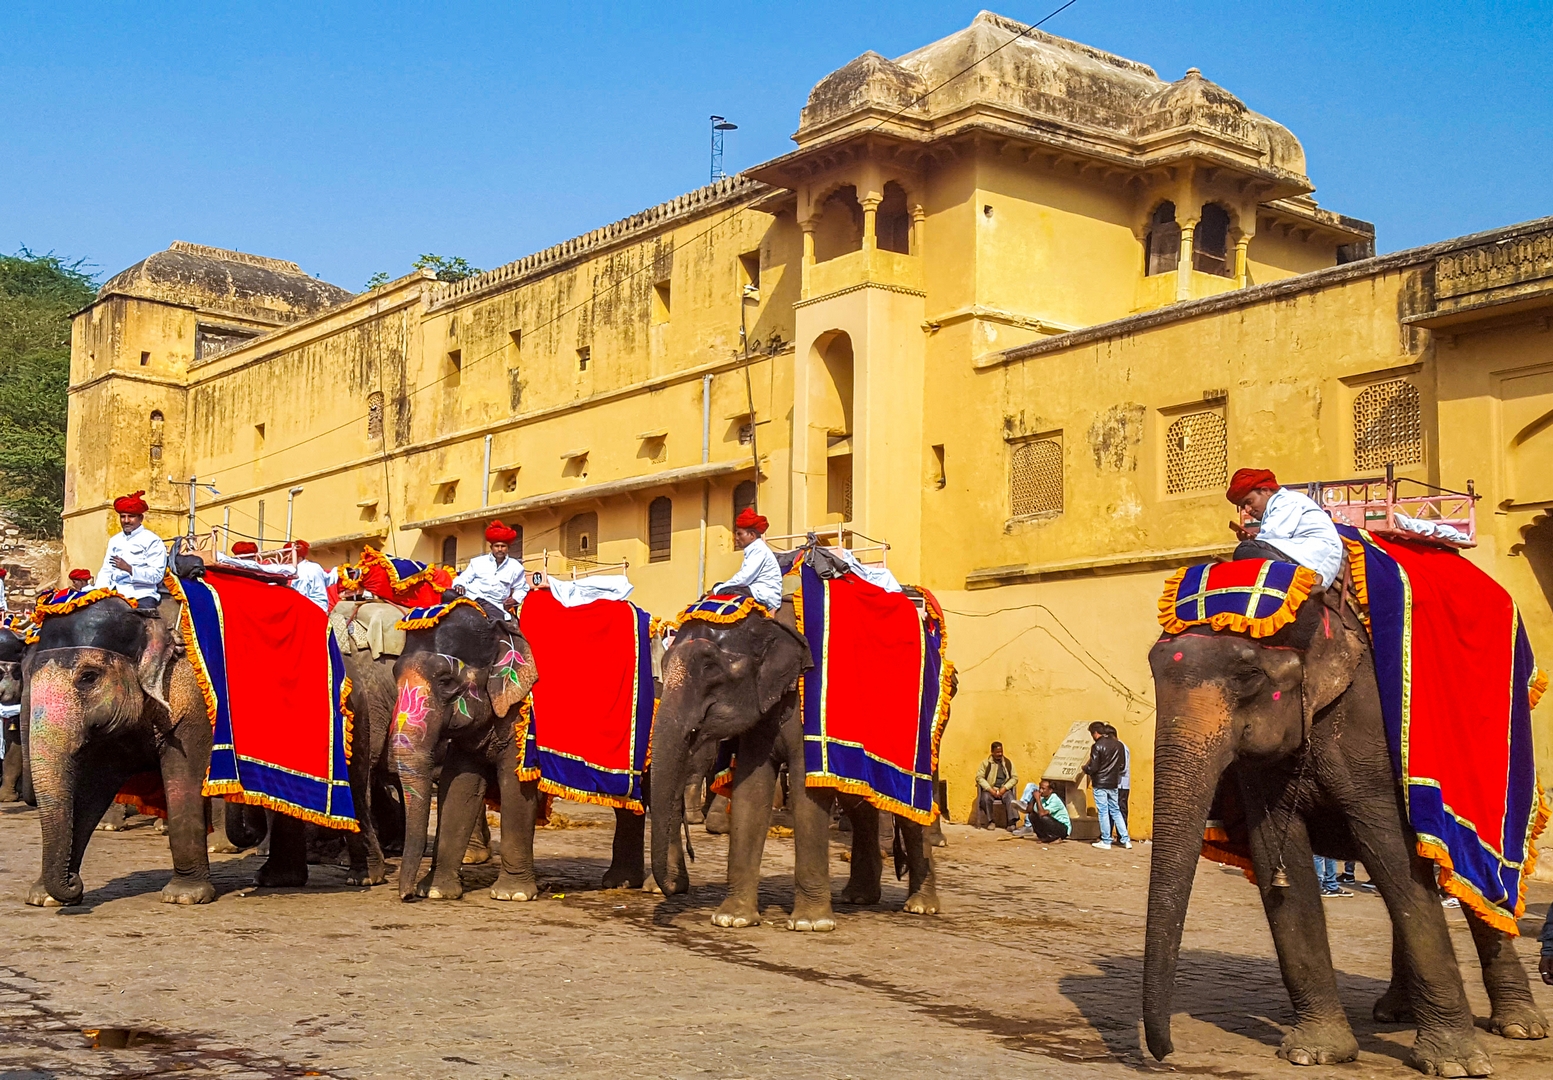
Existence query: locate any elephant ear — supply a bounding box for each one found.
[1296,587,1367,733]
[755,621,812,716]
[486,643,538,719]
[136,610,181,713]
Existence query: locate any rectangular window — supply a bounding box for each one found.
[739,250,761,293]
[254,422,265,448]
[446,349,462,389]
[652,280,671,324]
[563,511,598,560]
[1353,379,1423,470]
[140,351,151,366]
[576,346,590,371]
[1165,408,1227,494]
[441,536,457,567]
[1009,435,1063,517]
[648,496,673,562]
[931,444,946,489]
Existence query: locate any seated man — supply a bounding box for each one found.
[95,491,168,612]
[1025,779,1070,842]
[712,507,783,610]
[975,741,1019,831]
[1226,468,1343,587]
[452,520,528,621]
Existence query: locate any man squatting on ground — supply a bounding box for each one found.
[1084,722,1131,850]
[1024,779,1070,842]
[94,491,168,612]
[452,520,528,621]
[713,507,783,611]
[975,742,1019,830]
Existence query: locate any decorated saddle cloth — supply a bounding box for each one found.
[1158,559,1317,639]
[168,568,357,830]
[794,558,953,824]
[1339,524,1548,931]
[517,587,654,812]
[675,593,772,628]
[394,596,486,631]
[352,546,453,609]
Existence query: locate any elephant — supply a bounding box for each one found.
[649,605,939,931]
[1,625,25,803]
[22,592,386,905]
[1144,581,1547,1076]
[391,600,656,903]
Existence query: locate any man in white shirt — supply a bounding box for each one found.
[713,507,783,610]
[1227,468,1344,587]
[452,520,528,621]
[95,491,168,610]
[0,567,8,613]
[217,540,336,612]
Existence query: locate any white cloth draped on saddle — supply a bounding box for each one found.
[546,575,633,607]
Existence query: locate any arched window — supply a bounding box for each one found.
[1145,202,1180,275]
[648,497,673,562]
[732,480,757,521]
[1193,204,1231,277]
[149,410,164,464]
[563,512,598,560]
[441,535,457,567]
[813,185,863,262]
[877,182,911,254]
[367,391,384,439]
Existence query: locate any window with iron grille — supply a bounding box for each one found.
[1165,410,1227,494]
[367,391,383,439]
[1009,437,1063,517]
[563,511,598,560]
[1353,379,1423,470]
[732,480,757,520]
[648,497,672,563]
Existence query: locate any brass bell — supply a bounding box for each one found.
[1270,863,1292,888]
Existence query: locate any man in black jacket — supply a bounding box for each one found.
[1082,721,1131,850]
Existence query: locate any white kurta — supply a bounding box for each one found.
[0,576,7,612]
[714,537,783,610]
[95,526,169,602]
[1252,487,1344,587]
[834,547,903,593]
[453,553,529,609]
[215,555,336,611]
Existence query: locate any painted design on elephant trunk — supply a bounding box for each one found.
[392,684,431,799]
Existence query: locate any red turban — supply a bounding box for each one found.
[0,567,8,578]
[113,490,148,515]
[231,541,258,556]
[734,506,768,534]
[68,568,92,583]
[485,520,518,544]
[1226,468,1280,503]
[286,540,311,559]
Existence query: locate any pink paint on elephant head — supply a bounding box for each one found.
[392,683,430,751]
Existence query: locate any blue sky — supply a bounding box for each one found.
[3,1,1548,289]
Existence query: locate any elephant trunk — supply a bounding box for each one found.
[1142,695,1234,1062]
[391,679,441,901]
[649,669,696,895]
[26,679,88,905]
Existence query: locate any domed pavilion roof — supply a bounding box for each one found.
[99,241,353,324]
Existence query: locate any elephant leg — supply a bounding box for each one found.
[1464,905,1548,1039]
[255,812,309,889]
[426,757,485,900]
[491,736,540,901]
[602,806,646,889]
[1241,781,1357,1066]
[712,725,778,928]
[1343,817,1488,1073]
[374,775,405,856]
[0,735,21,801]
[344,727,386,886]
[159,731,216,904]
[899,816,940,915]
[207,797,243,854]
[96,801,130,831]
[787,773,836,932]
[463,812,491,865]
[1375,928,1418,1024]
[838,796,883,905]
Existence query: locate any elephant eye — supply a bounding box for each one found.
[77,670,100,687]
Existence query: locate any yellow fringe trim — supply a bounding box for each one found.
[671,596,772,631]
[34,586,124,620]
[339,675,354,765]
[394,596,485,631]
[1342,534,1373,632]
[803,773,937,827]
[536,778,644,815]
[1415,781,1548,937]
[1530,668,1548,711]
[513,703,541,781]
[162,572,221,730]
[202,780,360,833]
[113,791,168,820]
[1200,826,1257,882]
[360,545,448,590]
[1157,564,1318,639]
[710,763,734,798]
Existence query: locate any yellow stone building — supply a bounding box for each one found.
[65,13,1553,849]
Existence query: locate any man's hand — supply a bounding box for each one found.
[1540,954,1552,986]
[453,585,466,596]
[111,555,133,572]
[1230,520,1259,541]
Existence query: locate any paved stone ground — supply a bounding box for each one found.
[1,801,1549,1080]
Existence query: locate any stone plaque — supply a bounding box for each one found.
[1043,720,1094,782]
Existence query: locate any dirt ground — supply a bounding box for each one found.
[1,801,1549,1080]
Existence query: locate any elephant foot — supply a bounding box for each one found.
[462,842,490,866]
[1408,1028,1493,1077]
[255,860,308,889]
[25,878,77,907]
[600,864,645,890]
[786,900,837,933]
[839,882,881,906]
[642,878,663,895]
[160,876,216,905]
[423,873,464,900]
[711,897,760,928]
[208,839,246,855]
[1483,1001,1549,1040]
[490,873,539,901]
[903,885,941,915]
[1375,984,1416,1024]
[344,868,388,887]
[0,790,19,804]
[1279,1021,1358,1066]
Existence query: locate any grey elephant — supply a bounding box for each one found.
[1144,584,1546,1076]
[0,624,25,803]
[650,605,939,931]
[22,593,386,905]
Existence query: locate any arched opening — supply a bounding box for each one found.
[1519,515,1553,625]
[1193,203,1231,276]
[732,479,757,520]
[440,535,458,567]
[815,331,855,521]
[877,182,911,254]
[813,185,863,263]
[149,409,164,464]
[563,511,598,561]
[1145,202,1180,275]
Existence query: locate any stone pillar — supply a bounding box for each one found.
[801,220,816,298]
[1233,232,1251,288]
[909,204,926,257]
[861,195,881,254]
[1176,219,1198,301]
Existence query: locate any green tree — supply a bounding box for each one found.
[0,249,97,537]
[412,254,481,282]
